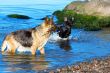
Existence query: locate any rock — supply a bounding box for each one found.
[7,14,31,19]
[65,0,110,16]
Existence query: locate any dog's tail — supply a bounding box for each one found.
[1,40,7,53]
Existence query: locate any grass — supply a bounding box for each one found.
[53,10,110,31]
[7,14,31,19]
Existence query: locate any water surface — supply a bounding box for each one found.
[0,0,110,73]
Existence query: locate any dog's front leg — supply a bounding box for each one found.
[31,45,37,55]
[40,48,45,55]
[10,47,16,55]
[31,49,36,55]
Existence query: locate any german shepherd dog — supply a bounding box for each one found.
[1,17,55,55]
[57,17,74,39]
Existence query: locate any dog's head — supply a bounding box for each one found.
[42,16,56,32]
[64,17,74,27]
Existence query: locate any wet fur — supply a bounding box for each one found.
[57,17,74,38]
[12,30,33,47]
[1,17,55,55]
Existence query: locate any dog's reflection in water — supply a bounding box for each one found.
[2,55,49,72]
[57,40,71,51]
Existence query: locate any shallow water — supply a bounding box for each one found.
[0,0,110,73]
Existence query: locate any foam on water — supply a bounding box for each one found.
[49,29,82,42]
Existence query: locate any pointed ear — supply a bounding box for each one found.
[72,17,74,21]
[49,16,54,25]
[44,16,49,24]
[64,17,67,21]
[51,16,54,20]
[50,16,53,21]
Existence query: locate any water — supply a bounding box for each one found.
[0,0,110,73]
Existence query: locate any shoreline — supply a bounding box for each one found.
[41,56,110,73]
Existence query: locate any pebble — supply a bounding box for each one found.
[48,57,110,73]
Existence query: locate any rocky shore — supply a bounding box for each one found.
[40,56,110,73]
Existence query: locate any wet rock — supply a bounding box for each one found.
[7,14,31,19]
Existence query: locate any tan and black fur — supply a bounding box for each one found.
[1,17,55,55]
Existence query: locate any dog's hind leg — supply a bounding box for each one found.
[10,47,16,55]
[10,44,17,55]
[1,40,16,55]
[7,38,17,55]
[1,40,7,53]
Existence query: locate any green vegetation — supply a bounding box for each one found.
[53,10,110,31]
[7,14,31,19]
[53,10,76,24]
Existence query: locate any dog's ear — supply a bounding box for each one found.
[64,17,67,22]
[49,16,54,25]
[44,16,49,24]
[70,17,74,24]
[72,17,74,21]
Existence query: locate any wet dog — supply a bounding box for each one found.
[57,17,74,39]
[1,17,55,55]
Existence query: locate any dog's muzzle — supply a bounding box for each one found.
[50,25,57,32]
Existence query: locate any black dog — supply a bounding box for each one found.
[57,17,74,38]
[40,16,74,38]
